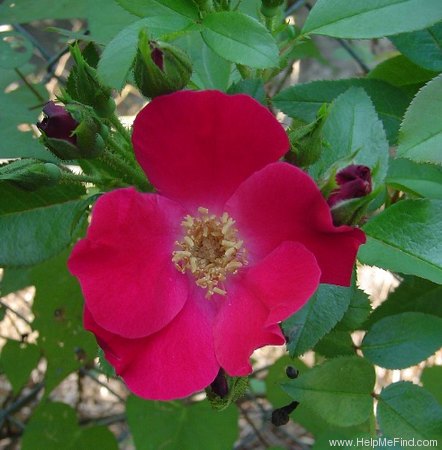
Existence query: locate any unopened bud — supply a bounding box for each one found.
[327,165,372,207]
[0,159,61,190]
[133,30,192,98]
[37,102,107,160]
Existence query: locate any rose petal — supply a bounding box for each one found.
[214,282,285,376]
[69,188,189,339]
[226,162,365,286]
[84,290,219,400]
[244,241,321,326]
[132,90,289,212]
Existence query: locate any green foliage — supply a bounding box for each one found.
[365,276,442,328]
[21,401,118,449]
[0,341,40,394]
[177,32,231,91]
[0,31,34,69]
[227,79,266,104]
[126,397,239,450]
[273,79,409,143]
[309,87,389,186]
[0,182,90,267]
[282,356,375,427]
[302,0,442,39]
[31,251,96,394]
[314,329,355,358]
[397,74,442,165]
[390,23,442,72]
[377,382,442,442]
[368,55,437,92]
[282,283,353,357]
[362,312,442,369]
[386,158,442,200]
[359,199,442,284]
[421,366,442,404]
[201,12,279,68]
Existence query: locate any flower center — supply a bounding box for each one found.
[172,207,247,298]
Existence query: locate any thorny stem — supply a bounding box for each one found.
[60,171,103,185]
[108,113,132,146]
[103,142,149,191]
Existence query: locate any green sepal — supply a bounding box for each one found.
[133,30,192,98]
[0,159,61,190]
[205,375,249,411]
[65,44,115,118]
[288,104,329,167]
[97,347,116,379]
[329,187,381,226]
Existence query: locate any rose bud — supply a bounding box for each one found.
[133,30,192,98]
[327,165,372,207]
[37,102,106,160]
[0,158,61,191]
[37,101,78,144]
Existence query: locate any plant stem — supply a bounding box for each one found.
[102,145,149,191]
[108,114,132,145]
[60,171,103,184]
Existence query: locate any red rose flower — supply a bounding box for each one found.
[68,91,365,400]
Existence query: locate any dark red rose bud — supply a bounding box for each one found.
[327,164,372,207]
[210,369,229,398]
[37,101,78,145]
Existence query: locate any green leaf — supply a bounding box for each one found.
[309,87,389,185]
[201,11,279,69]
[314,329,355,358]
[302,0,442,39]
[421,366,442,404]
[377,382,442,442]
[282,357,375,427]
[390,23,442,72]
[227,79,266,105]
[21,401,118,450]
[397,74,442,165]
[0,182,90,267]
[337,287,371,331]
[365,276,442,329]
[368,55,437,88]
[116,0,198,28]
[177,32,231,91]
[359,199,442,284]
[282,283,353,357]
[31,251,96,394]
[0,266,32,296]
[386,158,442,200]
[362,312,442,369]
[273,79,410,144]
[0,78,52,160]
[0,31,33,69]
[97,20,146,90]
[0,341,40,394]
[126,397,239,450]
